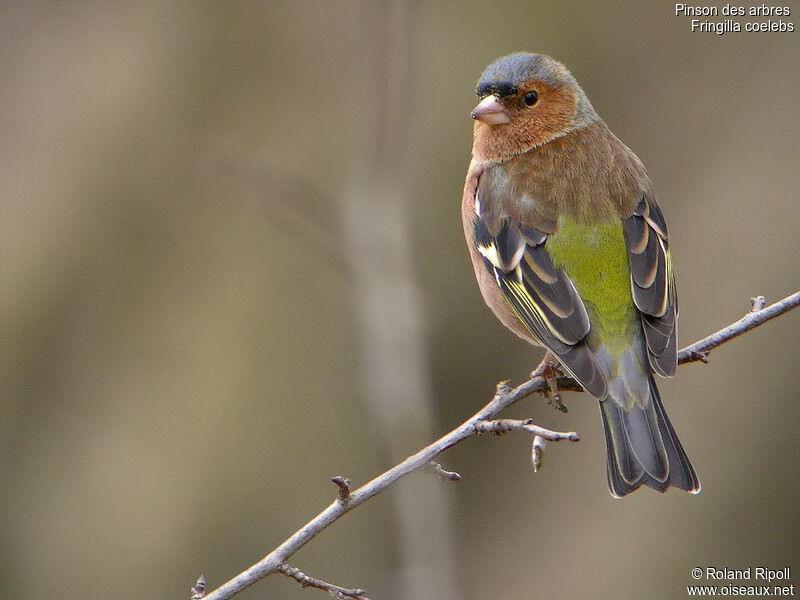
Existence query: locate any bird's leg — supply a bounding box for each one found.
[544,360,567,412]
[532,351,567,412]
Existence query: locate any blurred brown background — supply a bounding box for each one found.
[2,2,798,599]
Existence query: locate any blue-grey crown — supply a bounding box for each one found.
[476,52,563,98]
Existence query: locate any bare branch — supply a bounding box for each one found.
[198,290,800,600]
[277,564,369,600]
[678,292,800,365]
[474,418,579,441]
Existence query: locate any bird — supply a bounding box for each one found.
[461,52,700,498]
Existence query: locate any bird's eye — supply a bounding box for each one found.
[524,91,539,106]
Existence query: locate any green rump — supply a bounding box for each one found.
[546,217,639,355]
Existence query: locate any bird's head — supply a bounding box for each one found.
[470,52,599,162]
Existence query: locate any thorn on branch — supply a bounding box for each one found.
[190,574,206,599]
[331,476,352,502]
[277,563,369,599]
[531,436,546,472]
[687,350,710,364]
[495,379,512,397]
[426,461,462,482]
[750,295,766,312]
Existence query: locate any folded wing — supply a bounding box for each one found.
[622,196,678,377]
[472,188,607,399]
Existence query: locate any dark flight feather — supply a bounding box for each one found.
[623,196,678,377]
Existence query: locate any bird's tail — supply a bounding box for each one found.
[599,374,700,498]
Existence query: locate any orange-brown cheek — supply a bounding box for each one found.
[524,85,577,144]
[472,84,578,163]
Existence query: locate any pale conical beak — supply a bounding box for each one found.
[471,95,511,125]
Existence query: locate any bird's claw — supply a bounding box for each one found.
[540,355,567,412]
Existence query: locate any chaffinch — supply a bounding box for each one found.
[462,52,700,497]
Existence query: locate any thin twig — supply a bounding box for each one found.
[198,290,800,600]
[276,564,369,600]
[474,418,580,441]
[426,461,462,482]
[678,292,800,365]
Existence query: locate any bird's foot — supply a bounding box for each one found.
[534,353,567,412]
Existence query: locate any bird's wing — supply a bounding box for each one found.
[622,195,678,377]
[471,173,607,399]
